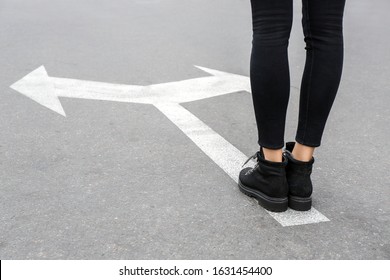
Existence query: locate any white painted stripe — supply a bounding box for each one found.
[267,208,329,227]
[52,74,250,105]
[154,102,330,227]
[154,102,251,183]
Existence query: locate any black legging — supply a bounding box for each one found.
[250,0,346,149]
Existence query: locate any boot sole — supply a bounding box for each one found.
[238,179,288,212]
[289,195,312,211]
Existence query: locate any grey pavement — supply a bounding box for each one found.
[0,0,389,259]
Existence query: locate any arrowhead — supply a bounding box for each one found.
[10,66,66,116]
[193,65,251,94]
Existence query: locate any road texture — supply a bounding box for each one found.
[0,0,389,259]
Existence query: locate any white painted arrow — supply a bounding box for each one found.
[10,65,329,226]
[10,65,251,116]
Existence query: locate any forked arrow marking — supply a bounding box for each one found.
[10,65,329,226]
[10,65,251,116]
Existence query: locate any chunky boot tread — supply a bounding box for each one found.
[288,195,312,211]
[238,179,288,212]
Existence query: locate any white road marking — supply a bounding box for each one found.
[10,66,66,116]
[268,208,329,227]
[10,65,251,114]
[10,65,330,226]
[154,102,247,183]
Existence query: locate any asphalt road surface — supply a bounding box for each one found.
[0,0,389,259]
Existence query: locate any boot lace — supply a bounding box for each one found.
[242,151,261,168]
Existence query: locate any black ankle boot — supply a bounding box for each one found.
[283,142,314,211]
[238,148,288,212]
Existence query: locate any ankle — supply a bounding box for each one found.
[291,142,314,162]
[262,148,283,162]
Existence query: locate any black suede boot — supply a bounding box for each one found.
[238,148,288,212]
[283,142,314,211]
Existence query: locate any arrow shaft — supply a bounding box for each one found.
[150,76,251,103]
[154,102,248,182]
[51,77,149,103]
[51,76,250,104]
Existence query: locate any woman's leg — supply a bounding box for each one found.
[292,142,315,162]
[250,0,293,162]
[295,0,346,159]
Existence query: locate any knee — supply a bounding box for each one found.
[252,13,292,47]
[312,22,344,46]
[305,13,344,48]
